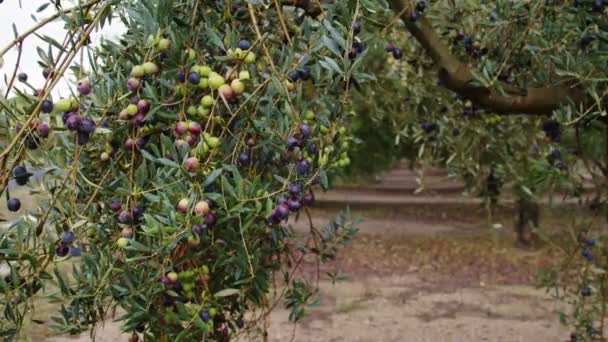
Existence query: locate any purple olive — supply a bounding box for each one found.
[7,198,21,212]
[299,124,311,138]
[77,79,92,95]
[296,159,310,176]
[79,118,96,133]
[204,212,217,227]
[66,115,81,131]
[62,231,76,244]
[307,143,318,154]
[177,70,186,83]
[127,78,140,91]
[69,245,83,257]
[303,192,314,206]
[55,243,69,257]
[37,122,50,138]
[76,131,90,145]
[276,204,289,219]
[288,182,301,195]
[110,200,122,211]
[287,197,302,212]
[137,99,151,114]
[188,72,201,85]
[239,152,250,166]
[238,39,251,50]
[118,210,132,224]
[287,136,300,151]
[41,100,54,113]
[192,224,205,235]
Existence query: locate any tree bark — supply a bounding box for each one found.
[387,0,585,115]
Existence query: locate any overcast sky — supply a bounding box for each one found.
[0,0,125,97]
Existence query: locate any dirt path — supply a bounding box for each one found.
[266,276,567,342]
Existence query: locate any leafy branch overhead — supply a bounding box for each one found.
[386,0,586,116]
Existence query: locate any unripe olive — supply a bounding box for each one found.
[244,52,256,64]
[231,79,245,95]
[201,95,215,108]
[131,65,145,78]
[208,74,225,90]
[142,62,159,75]
[158,38,172,50]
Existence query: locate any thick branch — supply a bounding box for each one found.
[388,0,584,115]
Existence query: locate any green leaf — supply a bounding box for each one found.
[203,168,223,188]
[214,288,240,297]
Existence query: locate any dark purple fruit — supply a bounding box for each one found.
[41,100,54,113]
[296,159,310,176]
[238,39,251,50]
[192,224,205,235]
[13,166,30,186]
[77,79,92,95]
[392,48,403,60]
[62,231,76,244]
[7,198,21,212]
[287,197,302,212]
[288,71,299,82]
[177,70,186,83]
[420,121,436,133]
[17,73,28,82]
[137,99,151,114]
[416,1,426,13]
[69,245,82,257]
[37,122,50,138]
[307,143,318,154]
[110,200,122,211]
[355,41,367,54]
[582,247,593,261]
[288,182,301,195]
[55,243,69,257]
[42,67,53,79]
[131,206,144,220]
[352,21,361,35]
[582,286,591,297]
[287,136,300,150]
[238,152,250,166]
[204,212,217,227]
[66,115,81,131]
[25,136,39,150]
[303,192,314,206]
[593,0,604,12]
[297,67,311,80]
[79,118,96,133]
[188,72,201,85]
[409,11,418,22]
[348,47,358,59]
[199,310,211,322]
[76,131,90,145]
[276,204,289,219]
[118,210,132,224]
[299,124,311,138]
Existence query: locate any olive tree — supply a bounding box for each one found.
[347,0,608,339]
[0,0,365,340]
